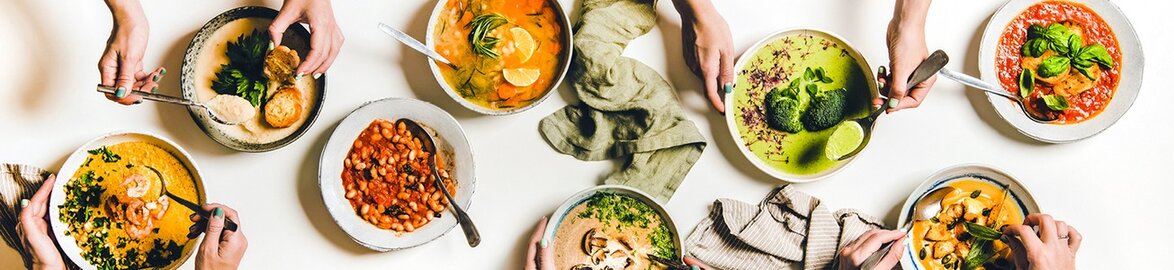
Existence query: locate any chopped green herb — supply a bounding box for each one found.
[211,30,270,107]
[87,147,121,163]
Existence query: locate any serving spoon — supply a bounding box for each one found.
[396,118,480,247]
[378,23,457,69]
[145,166,238,232]
[936,69,1058,123]
[857,186,957,270]
[834,50,949,161]
[96,85,245,125]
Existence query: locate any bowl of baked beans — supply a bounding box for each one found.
[319,98,475,251]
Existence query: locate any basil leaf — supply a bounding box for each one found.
[1066,35,1083,57]
[1018,70,1034,98]
[1037,56,1071,78]
[965,222,1002,241]
[805,83,819,96]
[1075,65,1096,80]
[1080,44,1114,68]
[1027,24,1046,39]
[1021,38,1048,57]
[1044,23,1071,44]
[1050,39,1071,55]
[1042,94,1070,111]
[804,67,815,81]
[964,240,994,270]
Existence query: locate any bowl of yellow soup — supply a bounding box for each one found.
[426,0,572,115]
[49,131,206,269]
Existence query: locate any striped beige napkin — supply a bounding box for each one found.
[1,163,52,269]
[685,185,884,270]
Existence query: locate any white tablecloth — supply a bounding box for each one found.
[1,0,1170,269]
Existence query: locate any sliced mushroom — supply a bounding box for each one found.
[591,248,610,265]
[582,228,598,254]
[616,234,635,250]
[571,264,594,270]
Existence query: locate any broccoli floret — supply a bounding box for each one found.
[802,87,848,131]
[764,87,805,133]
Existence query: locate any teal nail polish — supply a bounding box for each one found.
[151,86,158,93]
[160,68,167,76]
[19,199,29,208]
[312,73,322,80]
[887,98,900,108]
[540,238,548,249]
[295,73,304,81]
[152,74,160,82]
[214,207,224,217]
[268,41,275,51]
[115,87,127,98]
[723,83,733,94]
[691,266,700,270]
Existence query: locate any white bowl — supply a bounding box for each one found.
[541,185,684,263]
[48,131,206,270]
[897,164,1040,270]
[978,0,1144,143]
[318,98,476,251]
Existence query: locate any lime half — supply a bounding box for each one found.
[825,121,864,160]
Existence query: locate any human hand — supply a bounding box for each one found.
[1002,214,1081,270]
[524,217,555,270]
[676,0,734,113]
[99,0,165,105]
[836,229,906,270]
[683,256,714,269]
[269,0,345,80]
[18,175,65,270]
[877,0,935,113]
[191,204,247,270]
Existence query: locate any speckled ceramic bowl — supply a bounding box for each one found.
[180,6,326,152]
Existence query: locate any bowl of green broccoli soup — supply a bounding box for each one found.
[725,29,878,182]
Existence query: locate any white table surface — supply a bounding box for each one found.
[1,0,1171,269]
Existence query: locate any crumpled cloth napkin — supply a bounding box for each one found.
[685,185,885,270]
[539,0,706,202]
[1,163,51,269]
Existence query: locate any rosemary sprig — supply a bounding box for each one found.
[467,13,508,59]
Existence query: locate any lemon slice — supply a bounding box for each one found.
[503,68,541,87]
[511,27,536,63]
[824,121,864,161]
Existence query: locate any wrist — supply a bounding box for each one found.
[106,0,146,24]
[673,0,716,22]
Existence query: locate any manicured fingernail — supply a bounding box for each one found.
[540,238,548,249]
[691,266,700,270]
[723,83,733,94]
[268,41,275,51]
[887,98,900,108]
[295,73,304,81]
[160,68,167,75]
[151,86,158,93]
[312,73,322,80]
[213,207,224,217]
[19,199,29,208]
[115,87,127,98]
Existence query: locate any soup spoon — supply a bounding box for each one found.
[96,85,246,125]
[857,186,957,270]
[145,166,238,232]
[378,23,457,69]
[397,118,480,247]
[936,69,1058,123]
[834,50,949,161]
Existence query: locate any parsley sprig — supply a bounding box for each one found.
[212,30,270,107]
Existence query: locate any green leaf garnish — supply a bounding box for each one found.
[211,30,269,107]
[1018,69,1035,98]
[1042,94,1070,111]
[1037,56,1071,78]
[964,222,1002,241]
[467,13,508,59]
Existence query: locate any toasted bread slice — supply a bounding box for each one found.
[1054,64,1099,97]
[264,86,304,128]
[265,45,301,86]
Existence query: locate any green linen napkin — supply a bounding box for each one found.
[539,0,707,202]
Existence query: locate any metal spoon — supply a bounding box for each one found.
[96,85,246,125]
[396,119,480,247]
[936,69,1058,123]
[857,186,958,270]
[377,23,457,69]
[835,50,950,161]
[144,166,237,232]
